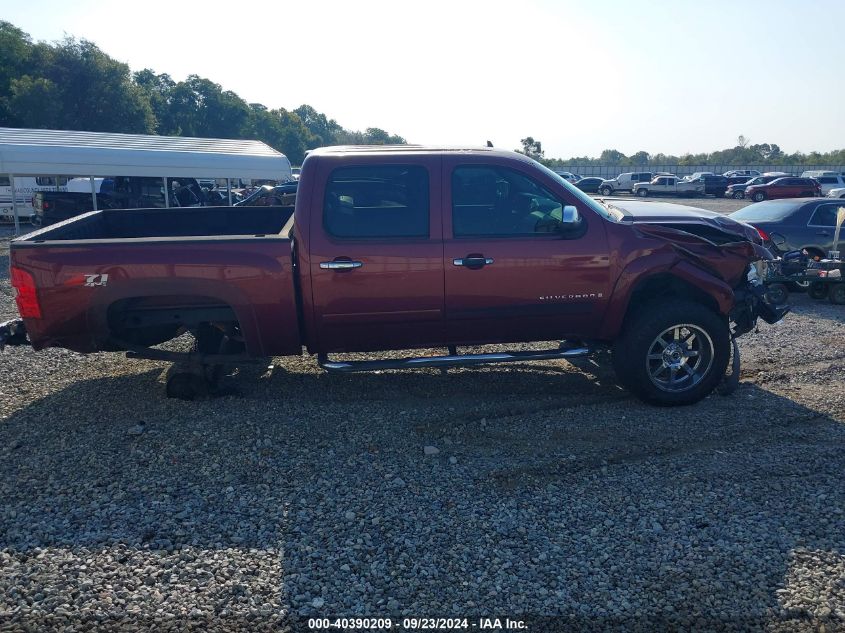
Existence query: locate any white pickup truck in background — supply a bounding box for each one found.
[633,175,705,197]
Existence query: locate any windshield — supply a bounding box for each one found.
[534,161,616,221]
[729,200,799,222]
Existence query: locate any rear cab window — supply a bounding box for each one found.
[323,165,429,238]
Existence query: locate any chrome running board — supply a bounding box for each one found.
[318,344,591,373]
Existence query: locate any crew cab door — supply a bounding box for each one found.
[308,158,445,353]
[443,158,612,345]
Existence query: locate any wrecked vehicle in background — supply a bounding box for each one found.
[2,146,786,405]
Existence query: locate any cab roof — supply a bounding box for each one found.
[307,145,532,162]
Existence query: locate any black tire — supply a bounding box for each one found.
[599,186,613,196]
[752,192,765,202]
[637,188,648,197]
[830,284,845,305]
[765,283,789,305]
[808,281,829,300]
[612,300,730,406]
[732,191,745,199]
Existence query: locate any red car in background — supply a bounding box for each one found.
[745,177,821,202]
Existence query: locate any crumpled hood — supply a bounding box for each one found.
[609,199,763,244]
[607,199,773,287]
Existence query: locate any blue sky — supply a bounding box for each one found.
[2,0,843,158]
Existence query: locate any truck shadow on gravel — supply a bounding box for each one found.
[1,361,844,628]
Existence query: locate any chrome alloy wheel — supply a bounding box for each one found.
[646,324,714,393]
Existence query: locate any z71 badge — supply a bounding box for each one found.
[84,274,109,287]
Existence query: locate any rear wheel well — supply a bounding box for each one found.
[107,296,241,348]
[623,274,722,328]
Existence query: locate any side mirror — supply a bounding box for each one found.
[561,205,580,225]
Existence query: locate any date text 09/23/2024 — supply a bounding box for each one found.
[308,617,528,630]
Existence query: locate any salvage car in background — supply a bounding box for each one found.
[553,170,579,183]
[814,174,845,195]
[598,172,654,196]
[745,177,821,202]
[632,175,704,197]
[725,173,790,199]
[685,174,730,197]
[827,187,845,199]
[574,176,604,193]
[724,169,761,178]
[729,198,844,259]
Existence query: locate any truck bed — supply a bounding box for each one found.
[23,205,294,241]
[11,206,301,356]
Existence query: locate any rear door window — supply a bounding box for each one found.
[809,205,837,227]
[324,165,429,239]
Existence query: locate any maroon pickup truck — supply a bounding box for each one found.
[3,146,785,405]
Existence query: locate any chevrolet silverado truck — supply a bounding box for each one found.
[632,176,704,198]
[2,146,785,406]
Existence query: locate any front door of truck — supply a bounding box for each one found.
[443,159,612,345]
[308,159,445,353]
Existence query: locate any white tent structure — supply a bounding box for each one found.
[0,127,293,234]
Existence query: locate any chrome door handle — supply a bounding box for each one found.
[320,260,363,270]
[453,256,494,267]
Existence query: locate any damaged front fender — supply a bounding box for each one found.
[600,219,786,340]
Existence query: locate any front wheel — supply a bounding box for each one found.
[612,300,730,406]
[637,188,648,197]
[732,191,745,199]
[599,186,613,196]
[752,192,766,202]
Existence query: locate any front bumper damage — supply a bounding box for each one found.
[730,262,789,337]
[0,319,28,351]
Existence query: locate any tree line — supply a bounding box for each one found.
[2,20,842,169]
[520,136,845,168]
[0,21,405,165]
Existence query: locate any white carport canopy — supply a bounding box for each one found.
[0,126,292,233]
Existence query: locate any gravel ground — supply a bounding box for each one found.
[1,222,845,632]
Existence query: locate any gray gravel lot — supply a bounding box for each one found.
[1,211,844,631]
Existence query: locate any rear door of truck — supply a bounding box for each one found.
[307,155,445,352]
